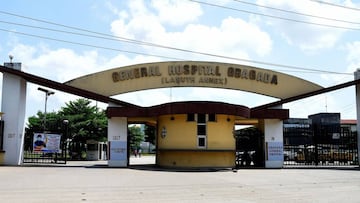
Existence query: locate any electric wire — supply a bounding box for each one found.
[0,28,184,61]
[0,10,353,75]
[0,20,147,46]
[233,0,360,25]
[0,26,350,76]
[342,103,356,115]
[0,4,356,117]
[189,0,360,31]
[309,0,360,12]
[284,74,354,113]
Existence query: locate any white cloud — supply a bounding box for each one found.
[24,47,100,82]
[151,0,202,26]
[8,44,37,65]
[346,41,360,73]
[114,89,171,107]
[1,0,276,118]
[110,1,273,62]
[257,0,360,52]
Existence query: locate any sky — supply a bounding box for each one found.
[1,0,360,122]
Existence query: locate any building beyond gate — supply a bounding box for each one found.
[283,113,358,166]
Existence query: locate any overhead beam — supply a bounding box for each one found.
[252,79,360,111]
[0,65,139,108]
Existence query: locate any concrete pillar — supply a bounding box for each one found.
[354,70,360,167]
[260,119,284,168]
[1,62,26,165]
[107,111,128,167]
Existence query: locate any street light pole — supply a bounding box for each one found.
[38,87,55,132]
[63,119,69,164]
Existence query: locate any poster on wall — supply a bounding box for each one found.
[267,142,283,161]
[109,141,127,161]
[33,133,62,153]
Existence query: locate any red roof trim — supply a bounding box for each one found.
[341,119,357,124]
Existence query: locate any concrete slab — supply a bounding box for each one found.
[1,157,360,202]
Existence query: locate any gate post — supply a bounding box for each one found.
[259,117,284,169]
[107,103,128,167]
[1,61,26,165]
[354,70,360,166]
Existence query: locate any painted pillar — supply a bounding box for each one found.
[260,119,284,168]
[107,104,128,167]
[354,69,360,167]
[1,62,26,165]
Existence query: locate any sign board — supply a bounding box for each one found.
[66,61,323,99]
[33,133,61,153]
[109,141,127,161]
[266,142,283,161]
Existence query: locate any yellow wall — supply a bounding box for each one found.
[157,114,197,149]
[158,150,235,168]
[207,115,235,150]
[0,151,4,165]
[157,114,236,168]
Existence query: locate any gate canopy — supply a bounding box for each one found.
[65,61,323,99]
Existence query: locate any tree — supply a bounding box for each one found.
[25,98,108,159]
[128,125,144,151]
[59,98,107,143]
[144,124,156,145]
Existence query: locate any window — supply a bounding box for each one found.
[198,136,206,148]
[197,113,206,123]
[208,114,216,122]
[197,125,206,135]
[197,114,207,148]
[187,113,195,121]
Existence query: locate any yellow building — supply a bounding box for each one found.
[107,101,288,168]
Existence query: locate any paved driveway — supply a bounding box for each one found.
[0,158,359,202]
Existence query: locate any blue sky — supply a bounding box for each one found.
[1,0,360,120]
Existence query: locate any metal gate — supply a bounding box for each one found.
[235,127,265,168]
[284,118,358,166]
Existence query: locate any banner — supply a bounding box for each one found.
[33,133,62,153]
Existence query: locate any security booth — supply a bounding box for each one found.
[107,101,289,168]
[86,139,107,161]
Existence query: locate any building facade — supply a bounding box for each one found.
[1,61,333,168]
[283,113,358,165]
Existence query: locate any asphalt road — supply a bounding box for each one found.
[0,156,359,203]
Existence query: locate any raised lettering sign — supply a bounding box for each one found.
[112,64,278,86]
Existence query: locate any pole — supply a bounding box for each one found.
[354,70,360,167]
[38,87,54,132]
[44,93,48,131]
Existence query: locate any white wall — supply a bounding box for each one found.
[1,63,26,165]
[263,119,284,168]
[107,116,128,167]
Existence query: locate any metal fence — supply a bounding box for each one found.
[284,130,358,166]
[23,151,67,164]
[284,144,358,166]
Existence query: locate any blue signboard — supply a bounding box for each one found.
[109,141,127,161]
[267,142,283,161]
